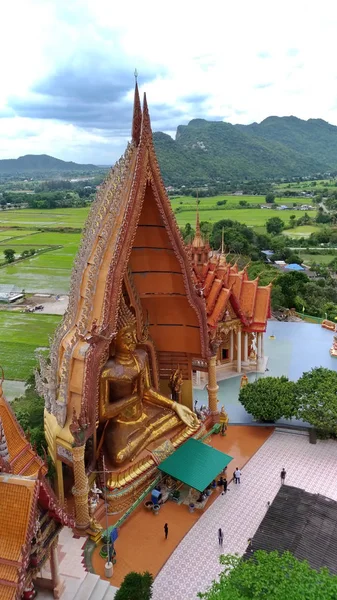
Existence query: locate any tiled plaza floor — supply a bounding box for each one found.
[152,431,337,600]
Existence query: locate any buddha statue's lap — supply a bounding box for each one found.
[99,298,199,468]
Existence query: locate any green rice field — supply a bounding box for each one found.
[0,200,318,294]
[0,311,61,380]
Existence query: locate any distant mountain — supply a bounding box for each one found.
[0,154,98,174]
[153,116,337,185]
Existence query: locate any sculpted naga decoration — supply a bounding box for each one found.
[99,296,199,467]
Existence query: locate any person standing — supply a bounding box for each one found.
[222,478,228,495]
[280,468,286,484]
[233,470,237,484]
[218,527,223,546]
[164,523,168,539]
[234,467,241,484]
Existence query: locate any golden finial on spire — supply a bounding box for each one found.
[221,227,225,255]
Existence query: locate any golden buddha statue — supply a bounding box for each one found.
[99,297,199,467]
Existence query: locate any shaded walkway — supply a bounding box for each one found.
[152,432,337,600]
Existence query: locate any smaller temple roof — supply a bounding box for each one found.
[158,438,233,492]
[0,380,75,599]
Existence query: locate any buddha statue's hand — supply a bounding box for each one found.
[173,402,199,428]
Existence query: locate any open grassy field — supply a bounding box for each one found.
[0,231,81,293]
[174,207,317,227]
[0,202,318,293]
[0,311,61,380]
[282,225,320,238]
[0,207,88,228]
[171,194,308,210]
[298,253,336,265]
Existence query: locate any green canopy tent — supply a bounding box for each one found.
[158,438,233,493]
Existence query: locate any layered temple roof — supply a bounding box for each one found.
[0,384,74,599]
[188,221,271,332]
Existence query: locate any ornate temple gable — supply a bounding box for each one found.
[41,83,209,430]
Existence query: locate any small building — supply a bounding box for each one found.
[284,263,305,271]
[187,216,271,382]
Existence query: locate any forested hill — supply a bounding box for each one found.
[0,154,98,174]
[153,116,337,185]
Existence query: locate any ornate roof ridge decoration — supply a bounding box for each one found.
[40,141,136,425]
[38,473,75,528]
[132,80,142,146]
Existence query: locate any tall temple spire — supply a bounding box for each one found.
[131,70,142,146]
[191,196,205,248]
[141,92,152,140]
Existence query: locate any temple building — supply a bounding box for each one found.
[0,382,74,600]
[187,213,271,385]
[37,80,271,526]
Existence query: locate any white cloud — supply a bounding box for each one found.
[1,0,337,163]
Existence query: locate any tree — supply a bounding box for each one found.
[4,248,15,263]
[198,551,337,599]
[265,192,275,203]
[295,367,337,436]
[266,217,284,235]
[289,214,297,228]
[115,571,153,600]
[239,376,297,421]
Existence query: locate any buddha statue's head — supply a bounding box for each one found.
[115,296,137,354]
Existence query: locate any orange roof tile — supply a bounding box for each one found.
[251,286,271,328]
[207,288,231,328]
[0,391,45,478]
[0,475,38,599]
[229,274,243,300]
[240,280,258,319]
[203,270,216,297]
[206,278,223,314]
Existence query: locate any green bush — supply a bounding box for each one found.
[239,376,297,422]
[114,571,153,600]
[295,367,337,436]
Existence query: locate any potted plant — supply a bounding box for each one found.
[189,503,195,513]
[152,504,160,515]
[144,500,154,510]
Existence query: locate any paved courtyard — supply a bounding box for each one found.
[152,431,337,600]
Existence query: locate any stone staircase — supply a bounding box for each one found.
[73,573,118,599]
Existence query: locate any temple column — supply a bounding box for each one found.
[236,330,242,373]
[207,356,219,412]
[72,445,90,529]
[55,459,64,505]
[243,332,249,364]
[229,330,234,362]
[50,537,64,599]
[257,333,262,359]
[261,333,264,359]
[196,370,201,385]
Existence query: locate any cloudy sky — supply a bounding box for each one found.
[1,0,337,164]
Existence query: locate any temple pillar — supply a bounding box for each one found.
[196,370,201,385]
[229,330,234,361]
[261,333,264,359]
[72,445,90,529]
[257,332,262,359]
[236,331,242,373]
[243,332,249,364]
[50,537,64,599]
[207,356,219,412]
[55,459,64,505]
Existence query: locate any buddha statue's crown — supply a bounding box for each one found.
[117,295,137,332]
